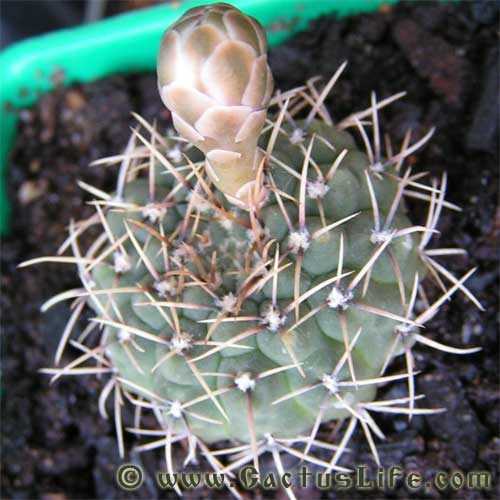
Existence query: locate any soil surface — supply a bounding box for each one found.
[2,1,498,499]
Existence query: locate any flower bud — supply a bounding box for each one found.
[157,3,273,206]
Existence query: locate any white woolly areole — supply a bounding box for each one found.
[307,177,330,199]
[235,373,255,392]
[217,208,240,231]
[370,229,393,245]
[261,304,287,332]
[154,279,178,297]
[188,191,212,213]
[169,401,183,419]
[142,203,166,223]
[113,251,131,274]
[167,144,183,164]
[395,323,414,337]
[327,287,353,310]
[289,128,305,144]
[321,374,339,394]
[264,433,277,449]
[118,328,131,343]
[170,333,192,353]
[172,245,189,263]
[218,217,234,231]
[371,161,385,174]
[216,293,238,314]
[289,229,310,253]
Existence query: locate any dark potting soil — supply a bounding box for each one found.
[2,1,498,499]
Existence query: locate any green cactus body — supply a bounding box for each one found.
[92,118,421,444]
[27,4,482,489]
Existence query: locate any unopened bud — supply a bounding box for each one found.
[157,3,273,206]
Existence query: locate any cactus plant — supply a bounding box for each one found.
[22,3,483,495]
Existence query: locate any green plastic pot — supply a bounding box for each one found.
[0,0,398,234]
